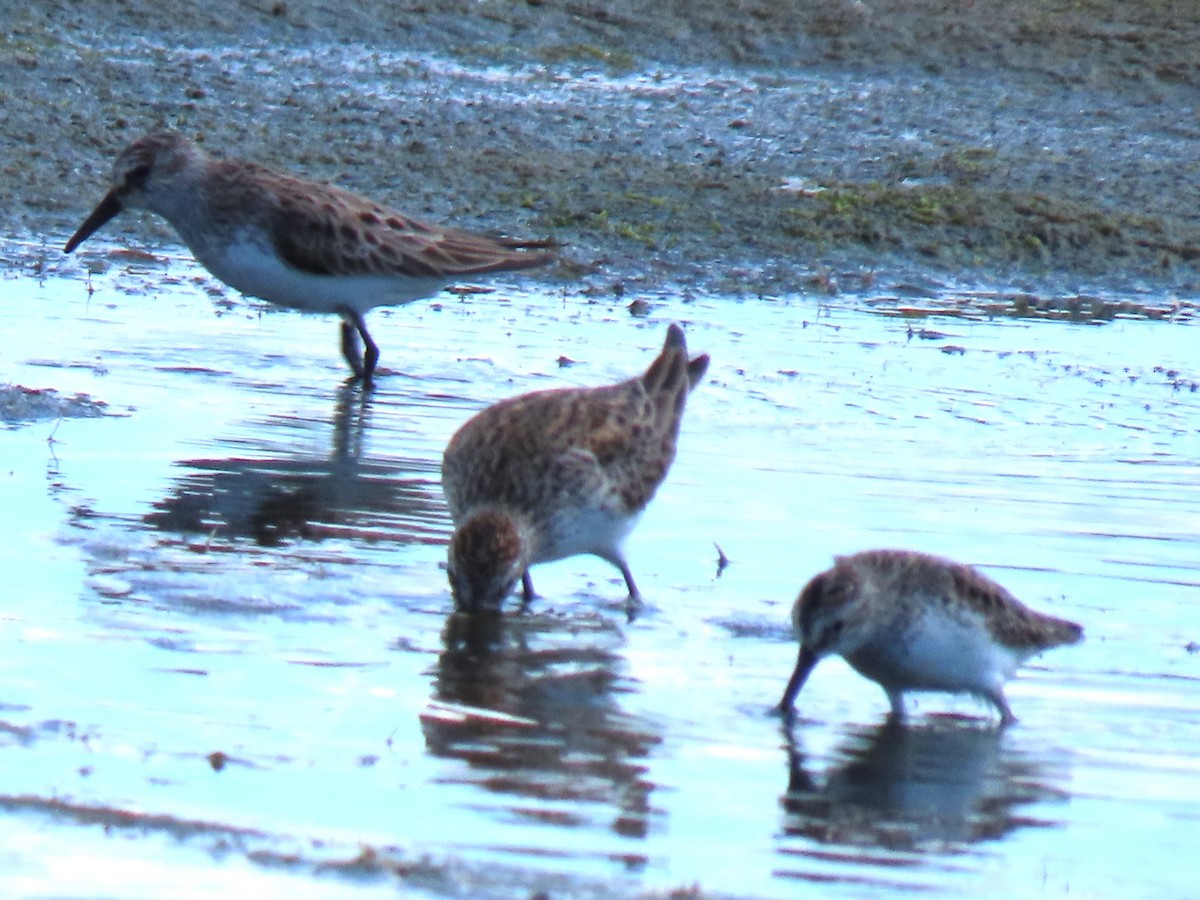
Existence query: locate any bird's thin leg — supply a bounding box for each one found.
[358,321,380,381]
[349,310,379,381]
[338,309,379,382]
[617,560,643,618]
[339,318,365,380]
[520,571,536,607]
[985,688,1017,727]
[619,562,641,600]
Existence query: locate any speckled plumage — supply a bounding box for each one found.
[442,323,709,612]
[64,130,554,380]
[780,549,1083,725]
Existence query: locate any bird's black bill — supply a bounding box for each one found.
[778,644,818,713]
[63,190,123,253]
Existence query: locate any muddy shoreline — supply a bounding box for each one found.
[2,0,1200,305]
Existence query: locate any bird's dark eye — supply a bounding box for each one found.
[125,164,152,187]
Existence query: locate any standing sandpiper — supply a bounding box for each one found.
[442,324,709,613]
[63,130,554,382]
[779,549,1083,725]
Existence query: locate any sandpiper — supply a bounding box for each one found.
[63,130,554,381]
[779,549,1083,725]
[442,323,709,613]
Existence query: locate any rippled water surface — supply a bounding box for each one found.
[2,250,1198,898]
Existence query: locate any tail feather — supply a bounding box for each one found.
[1050,616,1084,647]
[493,236,559,250]
[642,324,708,395]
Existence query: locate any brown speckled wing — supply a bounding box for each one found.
[944,560,1083,649]
[443,326,707,531]
[215,163,553,279]
[444,380,664,522]
[851,550,1083,650]
[576,328,707,510]
[443,388,571,517]
[577,382,674,512]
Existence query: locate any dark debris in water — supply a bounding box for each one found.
[907,324,950,340]
[714,543,730,577]
[868,292,1197,324]
[0,384,110,425]
[0,793,267,841]
[709,615,792,642]
[1154,366,1200,393]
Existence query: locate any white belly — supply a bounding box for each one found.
[848,613,1022,695]
[196,237,448,315]
[536,507,641,566]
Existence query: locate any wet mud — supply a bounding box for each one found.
[3,0,1200,298]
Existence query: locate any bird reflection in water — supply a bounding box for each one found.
[144,384,445,546]
[423,611,662,856]
[779,717,1070,854]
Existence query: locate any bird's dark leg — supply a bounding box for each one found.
[338,309,379,383]
[359,325,380,381]
[339,318,365,380]
[985,688,1017,727]
[618,561,643,620]
[520,571,536,607]
[350,310,379,381]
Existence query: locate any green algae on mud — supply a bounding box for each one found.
[865,291,1198,325]
[6,0,1200,300]
[775,182,1200,275]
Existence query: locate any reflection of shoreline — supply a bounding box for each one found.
[144,385,446,546]
[780,718,1071,853]
[422,613,661,852]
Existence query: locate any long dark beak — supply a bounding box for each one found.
[778,644,818,713]
[64,190,123,253]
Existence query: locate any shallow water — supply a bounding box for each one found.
[2,247,1199,898]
